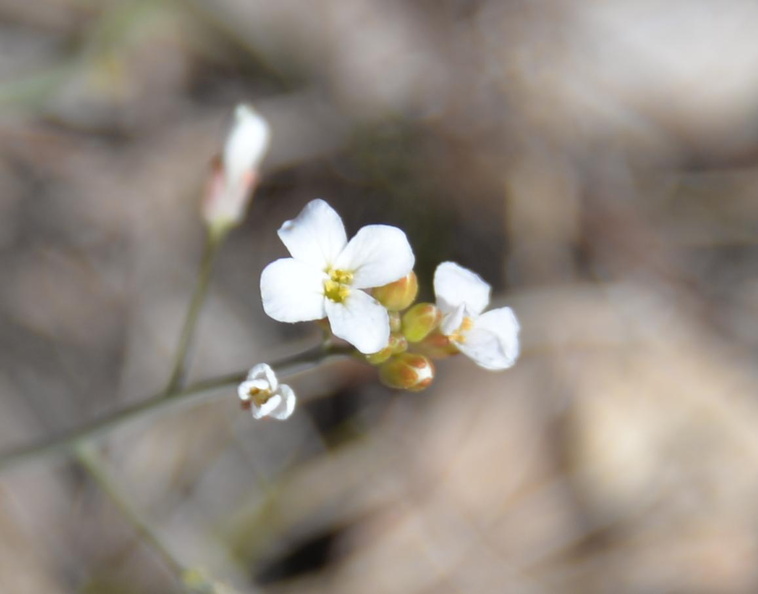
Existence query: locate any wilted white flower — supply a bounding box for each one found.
[202,104,271,232]
[260,199,415,354]
[433,262,520,370]
[237,363,295,420]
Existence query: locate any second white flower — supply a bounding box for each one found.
[434,261,520,370]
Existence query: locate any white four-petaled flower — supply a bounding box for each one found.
[260,199,415,354]
[434,262,520,370]
[237,363,296,420]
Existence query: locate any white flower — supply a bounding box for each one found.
[260,199,415,354]
[237,363,296,420]
[202,104,271,230]
[433,262,520,370]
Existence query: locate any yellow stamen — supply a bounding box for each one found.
[323,268,353,303]
[450,316,474,343]
[330,269,353,284]
[247,386,272,406]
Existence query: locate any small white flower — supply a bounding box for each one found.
[433,262,520,370]
[237,363,296,420]
[202,104,271,230]
[260,199,415,354]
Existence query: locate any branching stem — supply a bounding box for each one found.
[0,343,351,474]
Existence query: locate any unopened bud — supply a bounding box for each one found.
[365,334,408,365]
[379,353,435,392]
[372,272,418,311]
[202,104,271,235]
[416,331,460,359]
[402,303,441,342]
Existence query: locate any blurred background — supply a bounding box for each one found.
[2,0,758,592]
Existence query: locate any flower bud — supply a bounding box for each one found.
[365,334,408,365]
[415,330,460,359]
[379,353,435,392]
[372,271,418,311]
[202,104,271,236]
[401,302,441,342]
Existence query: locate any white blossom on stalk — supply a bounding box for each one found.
[260,199,415,354]
[237,363,296,420]
[202,104,271,233]
[433,262,520,370]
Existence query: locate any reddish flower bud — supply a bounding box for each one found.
[379,353,435,392]
[372,271,418,312]
[415,330,460,359]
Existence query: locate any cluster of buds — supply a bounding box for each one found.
[259,199,521,400]
[366,260,520,391]
[364,273,436,391]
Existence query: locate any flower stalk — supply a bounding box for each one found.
[164,230,223,395]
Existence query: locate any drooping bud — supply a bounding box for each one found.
[372,271,418,312]
[415,330,460,359]
[401,302,441,342]
[379,353,435,392]
[365,334,408,365]
[202,104,271,236]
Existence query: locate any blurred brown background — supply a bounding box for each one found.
[2,0,758,592]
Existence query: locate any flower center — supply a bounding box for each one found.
[247,386,273,407]
[324,268,353,303]
[450,316,474,343]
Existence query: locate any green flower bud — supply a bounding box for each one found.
[365,334,408,365]
[379,353,435,392]
[372,272,418,312]
[401,303,441,342]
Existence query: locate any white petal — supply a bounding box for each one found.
[455,308,520,370]
[440,304,466,336]
[224,104,270,189]
[246,363,277,391]
[433,262,490,315]
[260,258,327,322]
[325,290,390,354]
[277,199,347,269]
[334,225,415,289]
[478,307,520,353]
[252,393,283,419]
[267,384,296,420]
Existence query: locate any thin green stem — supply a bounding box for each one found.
[164,231,223,395]
[0,343,352,474]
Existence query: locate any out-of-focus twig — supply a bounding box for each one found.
[76,443,243,593]
[75,443,187,577]
[0,343,352,474]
